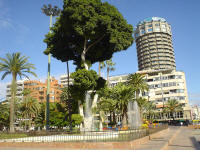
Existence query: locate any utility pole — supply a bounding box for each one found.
[41,4,61,131]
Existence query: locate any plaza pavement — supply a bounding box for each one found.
[1,126,200,150]
[135,126,200,150]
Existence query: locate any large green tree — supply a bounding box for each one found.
[43,0,134,70]
[0,53,37,133]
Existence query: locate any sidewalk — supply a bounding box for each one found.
[167,127,200,150]
[134,126,179,150]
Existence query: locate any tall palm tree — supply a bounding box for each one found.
[0,53,37,133]
[164,99,182,120]
[98,61,106,77]
[41,4,61,130]
[127,73,148,99]
[106,59,115,83]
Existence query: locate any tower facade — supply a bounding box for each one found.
[135,17,176,71]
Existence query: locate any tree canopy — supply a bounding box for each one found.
[44,0,134,68]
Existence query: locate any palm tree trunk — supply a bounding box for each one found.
[107,68,109,83]
[10,74,16,133]
[98,62,101,76]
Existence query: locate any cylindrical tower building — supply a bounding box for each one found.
[135,17,176,71]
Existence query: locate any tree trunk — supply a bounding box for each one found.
[98,62,101,76]
[66,61,72,131]
[81,39,89,70]
[113,112,116,124]
[10,74,16,133]
[107,68,109,83]
[109,111,112,123]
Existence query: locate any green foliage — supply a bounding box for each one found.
[60,87,79,114]
[44,0,133,67]
[0,103,9,130]
[71,114,83,126]
[127,73,148,97]
[34,103,45,128]
[98,83,134,118]
[22,89,31,96]
[20,96,40,129]
[0,53,37,80]
[164,99,183,114]
[0,133,27,139]
[34,102,83,128]
[49,103,68,128]
[71,69,106,91]
[71,69,98,91]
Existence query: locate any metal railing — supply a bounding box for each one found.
[0,124,168,142]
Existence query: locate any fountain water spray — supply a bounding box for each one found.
[128,101,141,129]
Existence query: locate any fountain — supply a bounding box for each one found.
[128,101,141,129]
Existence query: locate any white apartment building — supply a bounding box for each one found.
[191,105,200,120]
[6,80,24,101]
[60,74,73,88]
[109,69,191,120]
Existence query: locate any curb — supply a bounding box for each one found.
[161,127,181,150]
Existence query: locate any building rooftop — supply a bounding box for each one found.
[137,17,166,26]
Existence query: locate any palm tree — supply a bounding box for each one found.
[41,4,61,130]
[98,61,106,77]
[127,73,148,99]
[143,101,156,122]
[20,97,40,130]
[164,99,182,120]
[106,59,115,83]
[0,53,37,133]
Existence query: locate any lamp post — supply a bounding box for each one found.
[41,4,61,130]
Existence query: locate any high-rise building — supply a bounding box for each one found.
[134,17,176,71]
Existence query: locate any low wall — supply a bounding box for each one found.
[0,128,169,149]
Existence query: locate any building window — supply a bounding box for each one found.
[155,23,160,26]
[162,28,166,32]
[148,24,152,28]
[148,28,153,32]
[155,27,160,32]
[161,24,166,28]
[141,29,145,35]
[175,75,182,79]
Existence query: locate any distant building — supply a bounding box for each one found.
[60,74,73,88]
[6,80,24,101]
[109,69,191,120]
[24,77,62,103]
[191,105,200,120]
[6,77,62,103]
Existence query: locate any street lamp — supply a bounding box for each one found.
[41,4,61,131]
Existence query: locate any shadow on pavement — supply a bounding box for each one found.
[190,137,200,150]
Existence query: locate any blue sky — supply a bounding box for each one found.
[0,0,199,105]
